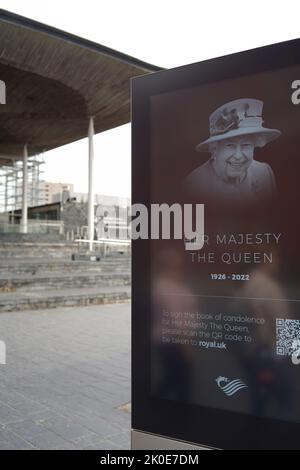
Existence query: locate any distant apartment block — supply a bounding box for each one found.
[41,182,74,205]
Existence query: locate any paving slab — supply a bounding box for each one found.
[0,302,131,450]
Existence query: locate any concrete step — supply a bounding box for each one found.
[0,243,77,259]
[0,233,66,243]
[0,286,131,312]
[0,272,131,291]
[0,259,131,275]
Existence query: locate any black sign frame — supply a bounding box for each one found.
[131,38,300,450]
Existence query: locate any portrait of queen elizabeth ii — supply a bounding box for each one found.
[184,98,281,206]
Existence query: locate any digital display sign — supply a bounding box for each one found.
[132,39,300,449]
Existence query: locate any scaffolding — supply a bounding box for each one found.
[0,155,45,214]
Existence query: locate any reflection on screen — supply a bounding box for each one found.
[150,65,300,424]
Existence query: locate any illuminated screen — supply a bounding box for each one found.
[150,64,300,423]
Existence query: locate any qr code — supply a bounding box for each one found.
[276,318,300,356]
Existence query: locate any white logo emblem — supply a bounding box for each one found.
[216,376,247,396]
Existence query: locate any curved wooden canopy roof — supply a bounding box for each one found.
[0,9,163,164]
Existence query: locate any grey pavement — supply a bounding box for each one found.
[0,302,131,450]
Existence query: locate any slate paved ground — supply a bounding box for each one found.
[0,302,131,449]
